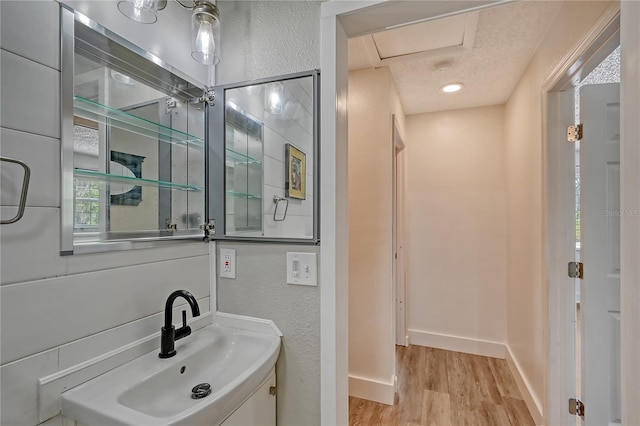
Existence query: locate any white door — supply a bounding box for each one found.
[580,83,621,426]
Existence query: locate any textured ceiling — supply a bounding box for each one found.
[348,1,562,115]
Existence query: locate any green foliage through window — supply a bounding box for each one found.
[74,178,100,228]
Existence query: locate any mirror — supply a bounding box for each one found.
[62,9,206,252]
[209,71,319,242]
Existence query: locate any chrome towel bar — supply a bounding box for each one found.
[1,156,31,224]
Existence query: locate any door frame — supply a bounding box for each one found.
[543,4,621,425]
[392,115,408,347]
[320,1,512,423]
[321,1,640,424]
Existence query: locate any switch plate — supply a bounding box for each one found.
[286,252,317,286]
[220,248,236,279]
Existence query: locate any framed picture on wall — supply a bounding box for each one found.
[285,143,306,200]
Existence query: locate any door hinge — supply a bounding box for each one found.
[569,398,585,417]
[269,385,277,396]
[568,261,584,279]
[567,124,583,142]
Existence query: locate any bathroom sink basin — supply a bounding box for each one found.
[61,324,281,426]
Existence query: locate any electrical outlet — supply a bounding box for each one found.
[220,248,236,279]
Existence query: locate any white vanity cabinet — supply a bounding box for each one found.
[221,368,276,426]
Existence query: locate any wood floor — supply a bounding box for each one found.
[349,346,536,426]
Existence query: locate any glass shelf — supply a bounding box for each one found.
[226,148,262,165]
[74,96,204,148]
[75,169,204,192]
[226,190,262,199]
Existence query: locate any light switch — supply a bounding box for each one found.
[220,248,236,279]
[286,252,317,286]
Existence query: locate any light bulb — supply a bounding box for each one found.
[193,21,215,64]
[191,4,220,66]
[269,92,281,110]
[264,82,284,114]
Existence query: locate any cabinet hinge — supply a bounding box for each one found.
[201,87,215,106]
[567,124,583,142]
[269,386,277,396]
[165,98,177,114]
[568,261,584,279]
[569,398,585,417]
[200,220,215,241]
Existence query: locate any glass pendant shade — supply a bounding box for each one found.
[117,0,159,24]
[191,2,220,66]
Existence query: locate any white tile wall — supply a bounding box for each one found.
[263,123,313,162]
[0,349,59,426]
[0,49,60,139]
[0,1,60,70]
[0,128,60,207]
[0,207,67,285]
[65,242,209,275]
[1,255,209,364]
[0,3,214,425]
[57,296,210,370]
[263,214,313,239]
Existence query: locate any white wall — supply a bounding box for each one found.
[216,243,320,426]
[214,2,322,425]
[405,105,507,357]
[348,67,405,404]
[504,1,613,423]
[0,2,211,425]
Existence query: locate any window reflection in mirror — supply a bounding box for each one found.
[223,75,315,239]
[71,48,205,243]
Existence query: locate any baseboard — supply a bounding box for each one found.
[349,374,395,405]
[505,345,544,426]
[408,329,506,359]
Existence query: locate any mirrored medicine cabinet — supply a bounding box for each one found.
[60,8,319,255]
[60,7,206,254]
[208,71,320,243]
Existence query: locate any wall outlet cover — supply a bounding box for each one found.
[220,248,236,279]
[286,252,317,286]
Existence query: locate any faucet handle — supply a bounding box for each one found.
[182,310,187,328]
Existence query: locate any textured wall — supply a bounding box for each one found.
[217,242,321,426]
[216,1,321,84]
[214,3,322,424]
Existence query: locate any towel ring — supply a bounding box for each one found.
[273,195,289,222]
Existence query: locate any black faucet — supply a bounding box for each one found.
[159,290,200,358]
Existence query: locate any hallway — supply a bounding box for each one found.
[349,346,535,426]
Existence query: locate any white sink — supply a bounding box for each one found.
[61,324,281,426]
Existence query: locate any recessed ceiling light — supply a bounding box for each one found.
[441,83,463,93]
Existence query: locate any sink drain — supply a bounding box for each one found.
[191,383,212,399]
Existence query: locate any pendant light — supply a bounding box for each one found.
[191,1,220,66]
[117,0,220,66]
[117,0,167,24]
